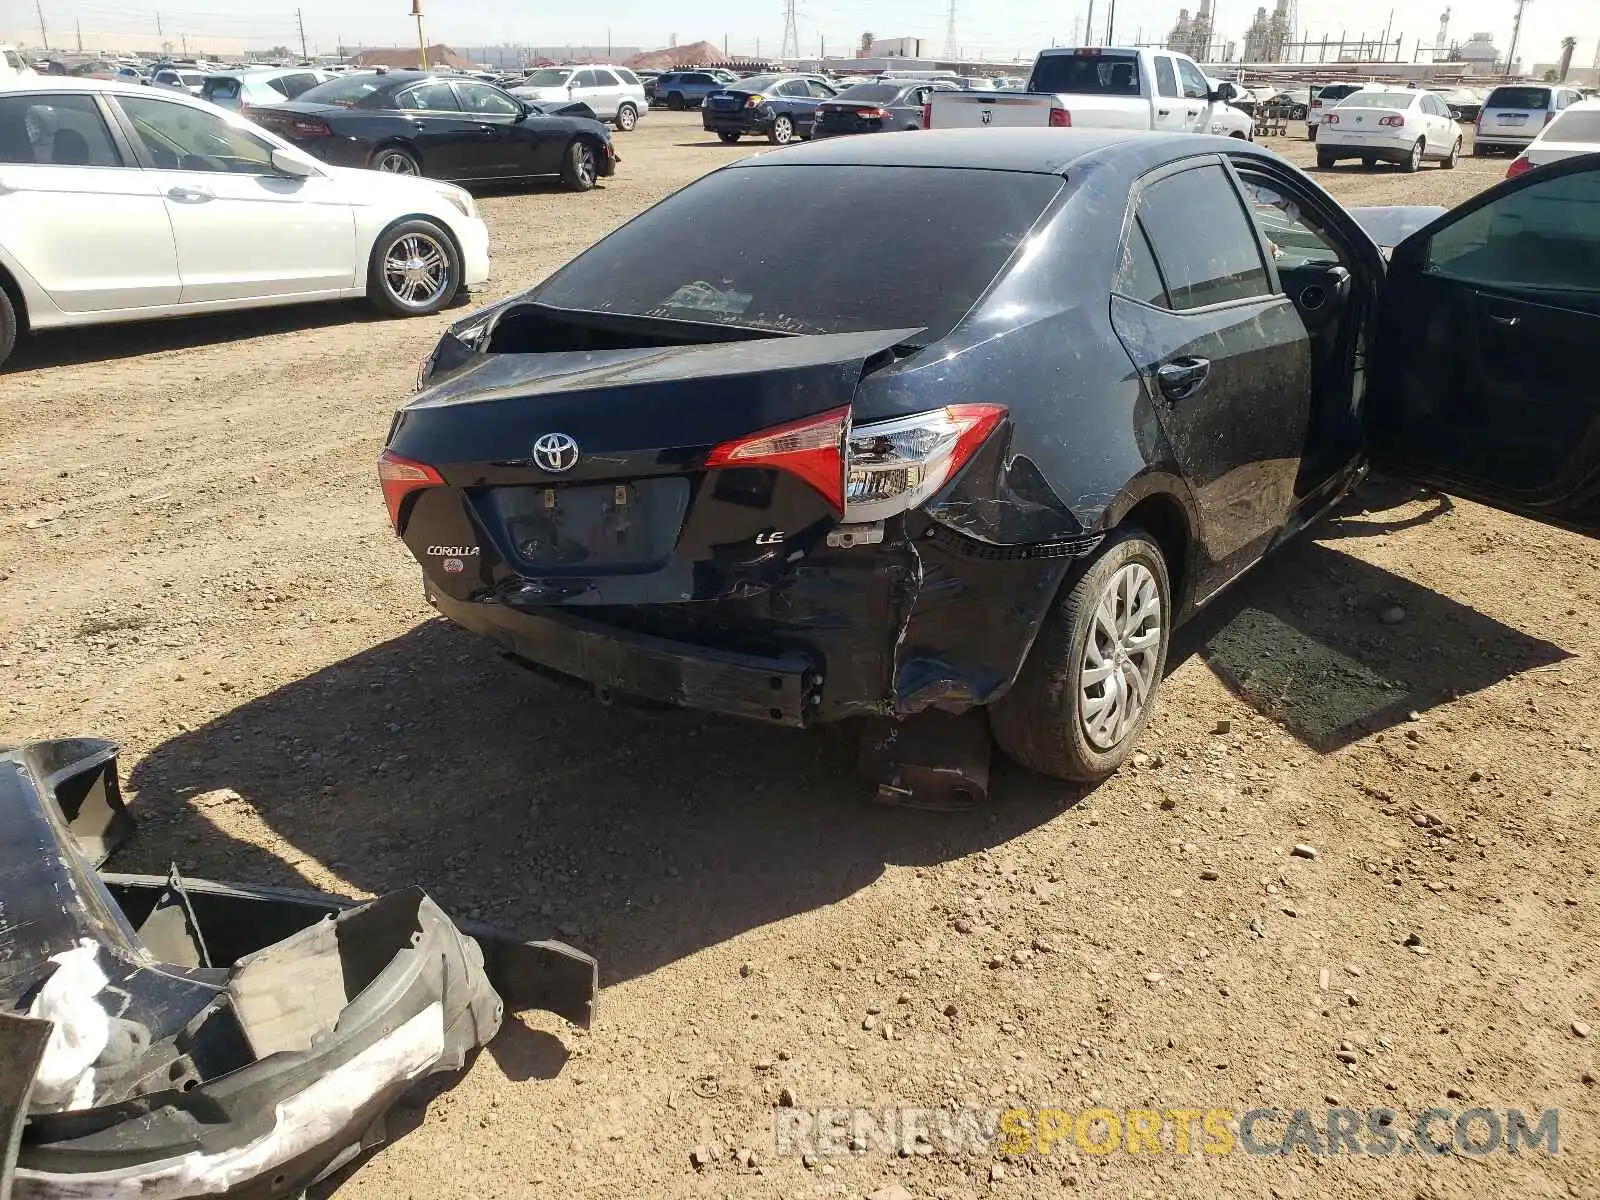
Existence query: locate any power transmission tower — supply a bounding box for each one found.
[296,8,308,59]
[780,0,799,60]
[944,0,958,58]
[1504,0,1529,75]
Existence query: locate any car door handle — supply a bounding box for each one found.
[476,124,498,135]
[1156,356,1211,401]
[166,185,214,203]
[1486,312,1521,327]
[1186,108,1199,115]
[1157,108,1171,116]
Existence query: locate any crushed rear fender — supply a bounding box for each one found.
[0,738,596,1200]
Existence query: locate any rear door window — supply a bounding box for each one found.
[0,93,124,166]
[1136,163,1271,309]
[572,70,599,88]
[397,81,461,112]
[1113,219,1169,308]
[536,164,1062,342]
[1154,56,1178,99]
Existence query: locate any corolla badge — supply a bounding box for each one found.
[532,432,580,473]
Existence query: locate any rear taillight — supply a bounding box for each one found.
[1048,107,1072,127]
[842,405,1007,522]
[1475,112,1484,130]
[378,448,444,532]
[744,94,762,108]
[1507,156,1533,179]
[1311,98,1323,109]
[706,406,850,513]
[1323,114,1339,124]
[1544,111,1555,125]
[1379,115,1404,127]
[857,107,889,119]
[921,101,931,128]
[274,115,332,138]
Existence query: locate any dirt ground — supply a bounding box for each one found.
[2,114,1596,1200]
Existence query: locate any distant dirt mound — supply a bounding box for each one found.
[625,41,730,70]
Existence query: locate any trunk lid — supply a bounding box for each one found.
[815,102,890,133]
[388,323,922,605]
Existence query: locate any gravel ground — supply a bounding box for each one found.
[2,115,1596,1200]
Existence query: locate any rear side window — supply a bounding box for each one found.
[1136,164,1270,309]
[592,69,619,86]
[1113,220,1169,307]
[281,72,319,96]
[1487,86,1550,110]
[1154,56,1178,99]
[1029,52,1141,96]
[263,76,291,97]
[537,165,1063,342]
[397,81,460,112]
[0,93,123,166]
[615,69,639,85]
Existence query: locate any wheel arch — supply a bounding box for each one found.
[362,212,465,295]
[0,259,30,336]
[1102,474,1200,617]
[369,138,423,172]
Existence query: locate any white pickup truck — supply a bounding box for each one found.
[925,46,1253,139]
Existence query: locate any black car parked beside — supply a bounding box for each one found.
[385,130,1600,783]
[701,73,839,143]
[812,81,942,138]
[248,71,617,190]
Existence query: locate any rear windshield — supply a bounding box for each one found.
[1487,86,1550,110]
[536,165,1063,341]
[521,69,571,87]
[1339,91,1415,109]
[205,78,241,98]
[296,75,386,105]
[1545,109,1600,143]
[729,74,781,92]
[1318,85,1359,100]
[1028,52,1141,96]
[833,83,902,103]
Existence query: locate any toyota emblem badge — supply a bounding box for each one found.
[532,432,580,473]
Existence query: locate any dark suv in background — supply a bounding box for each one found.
[648,70,738,110]
[1307,82,1362,140]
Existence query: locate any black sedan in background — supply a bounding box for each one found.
[247,70,617,190]
[811,81,944,138]
[700,73,839,143]
[387,131,1600,784]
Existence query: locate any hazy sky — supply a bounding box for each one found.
[5,0,1591,68]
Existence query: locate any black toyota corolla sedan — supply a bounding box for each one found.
[381,130,1600,782]
[246,70,617,190]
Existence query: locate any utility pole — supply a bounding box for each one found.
[1105,0,1117,44]
[411,0,428,70]
[1085,0,1096,46]
[1504,0,1529,75]
[607,27,612,59]
[75,19,82,50]
[943,0,958,58]
[156,12,162,37]
[296,8,308,59]
[35,0,48,50]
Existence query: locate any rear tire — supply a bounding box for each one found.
[1316,150,1335,169]
[370,145,421,176]
[666,92,685,111]
[1403,139,1424,172]
[0,287,17,370]
[718,131,741,144]
[989,528,1172,784]
[366,218,461,319]
[615,102,638,132]
[560,138,599,191]
[1442,136,1461,169]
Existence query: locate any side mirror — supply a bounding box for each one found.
[269,146,315,177]
[1207,87,1226,103]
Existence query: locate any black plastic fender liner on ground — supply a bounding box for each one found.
[0,739,597,1200]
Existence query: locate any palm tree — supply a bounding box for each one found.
[1557,35,1576,81]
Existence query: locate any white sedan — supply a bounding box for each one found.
[1508,98,1600,179]
[0,79,490,369]
[1314,87,1463,172]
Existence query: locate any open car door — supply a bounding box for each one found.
[1365,154,1600,535]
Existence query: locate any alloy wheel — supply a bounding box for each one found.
[382,232,451,310]
[772,116,793,144]
[574,143,597,187]
[376,150,418,175]
[1078,562,1163,750]
[617,105,636,131]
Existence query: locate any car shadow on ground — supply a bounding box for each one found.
[1171,481,1570,751]
[124,618,1072,989]
[125,477,1570,983]
[6,301,383,371]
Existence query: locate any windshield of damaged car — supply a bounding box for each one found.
[536,165,1062,340]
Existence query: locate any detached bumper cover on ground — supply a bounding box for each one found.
[0,738,596,1200]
